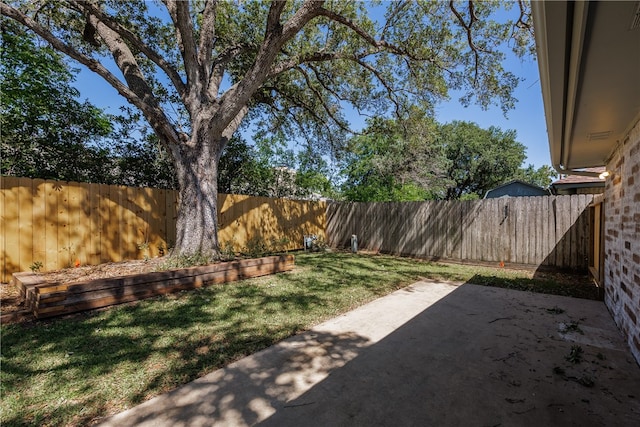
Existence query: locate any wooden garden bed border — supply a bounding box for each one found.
[10,254,295,319]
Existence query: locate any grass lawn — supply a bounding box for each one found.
[0,251,597,426]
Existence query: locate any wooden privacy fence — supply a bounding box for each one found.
[327,195,593,270]
[1,177,326,282]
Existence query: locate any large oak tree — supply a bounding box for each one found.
[1,0,533,258]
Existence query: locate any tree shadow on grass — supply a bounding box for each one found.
[1,251,529,426]
[0,259,358,426]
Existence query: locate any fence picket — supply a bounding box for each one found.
[327,195,593,270]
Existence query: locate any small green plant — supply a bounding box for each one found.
[138,241,151,261]
[561,321,583,334]
[219,239,237,261]
[566,345,583,364]
[243,236,270,258]
[269,236,291,254]
[159,251,213,270]
[29,261,43,273]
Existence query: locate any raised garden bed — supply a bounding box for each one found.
[11,255,295,319]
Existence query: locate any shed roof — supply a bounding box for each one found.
[484,180,549,198]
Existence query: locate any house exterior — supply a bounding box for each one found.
[550,167,606,195]
[533,1,640,364]
[484,180,549,198]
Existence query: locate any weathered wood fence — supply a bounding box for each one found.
[326,195,593,270]
[1,177,326,282]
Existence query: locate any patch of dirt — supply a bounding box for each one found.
[533,270,592,287]
[1,257,169,319]
[37,257,169,285]
[0,281,23,316]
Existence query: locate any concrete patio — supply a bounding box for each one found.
[97,281,640,426]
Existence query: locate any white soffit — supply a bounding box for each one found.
[533,1,640,172]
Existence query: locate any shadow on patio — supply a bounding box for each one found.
[98,281,640,427]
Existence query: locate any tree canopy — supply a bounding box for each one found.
[438,120,526,200]
[339,116,555,202]
[340,108,449,201]
[1,0,534,257]
[515,164,557,189]
[2,22,334,195]
[0,19,112,181]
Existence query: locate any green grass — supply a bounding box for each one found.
[0,252,596,426]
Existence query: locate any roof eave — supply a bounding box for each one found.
[532,1,591,175]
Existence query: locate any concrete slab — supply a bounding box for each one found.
[96,282,640,426]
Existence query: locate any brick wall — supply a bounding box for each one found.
[604,118,640,365]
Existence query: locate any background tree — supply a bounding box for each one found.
[293,145,335,199]
[438,120,527,200]
[515,164,557,188]
[106,108,179,188]
[0,19,113,182]
[1,0,534,258]
[1,22,179,187]
[217,136,269,196]
[340,108,449,201]
[218,135,334,199]
[229,134,335,199]
[339,116,554,202]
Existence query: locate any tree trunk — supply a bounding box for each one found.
[172,135,223,258]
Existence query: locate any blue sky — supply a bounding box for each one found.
[434,55,550,169]
[71,4,552,170]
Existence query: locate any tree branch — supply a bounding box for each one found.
[315,6,439,63]
[208,43,251,99]
[449,0,489,84]
[316,7,384,49]
[221,105,249,142]
[271,86,326,126]
[265,0,287,34]
[514,0,533,34]
[280,0,325,41]
[197,0,218,76]
[214,0,325,135]
[86,15,180,146]
[267,50,354,79]
[68,0,187,100]
[162,0,199,102]
[306,64,348,103]
[352,58,403,118]
[0,1,179,146]
[294,66,352,134]
[380,0,410,39]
